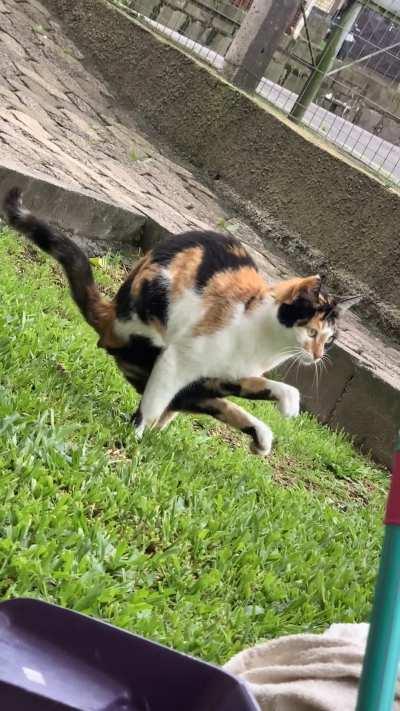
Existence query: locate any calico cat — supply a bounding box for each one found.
[3,188,361,455]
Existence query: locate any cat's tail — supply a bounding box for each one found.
[3,187,116,338]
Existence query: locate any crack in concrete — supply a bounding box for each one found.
[326,369,356,425]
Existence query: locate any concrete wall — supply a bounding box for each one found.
[119,0,245,54]
[119,0,400,144]
[41,0,400,342]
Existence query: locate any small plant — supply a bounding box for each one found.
[32,24,49,35]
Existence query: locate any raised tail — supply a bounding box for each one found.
[3,187,116,341]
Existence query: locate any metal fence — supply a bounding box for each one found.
[262,0,400,185]
[114,0,250,60]
[112,0,400,186]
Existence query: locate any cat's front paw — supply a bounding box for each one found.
[132,408,147,440]
[278,385,300,418]
[249,422,273,457]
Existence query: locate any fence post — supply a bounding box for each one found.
[289,0,362,123]
[223,0,301,93]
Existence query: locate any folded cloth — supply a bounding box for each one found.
[224,623,400,710]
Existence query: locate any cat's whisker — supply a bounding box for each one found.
[295,354,303,383]
[287,352,304,380]
[320,356,329,374]
[312,362,317,393]
[281,351,303,379]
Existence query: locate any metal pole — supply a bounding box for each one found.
[356,433,400,711]
[289,0,362,123]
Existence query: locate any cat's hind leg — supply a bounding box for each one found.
[155,410,179,431]
[174,396,273,456]
[219,376,300,419]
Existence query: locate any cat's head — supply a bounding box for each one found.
[274,275,362,364]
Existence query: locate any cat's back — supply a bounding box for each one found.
[115,231,268,341]
[152,230,255,285]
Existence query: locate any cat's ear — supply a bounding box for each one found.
[275,275,321,303]
[335,294,363,313]
[301,275,321,296]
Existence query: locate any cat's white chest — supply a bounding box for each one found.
[185,308,294,380]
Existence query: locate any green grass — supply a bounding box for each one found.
[0,228,388,664]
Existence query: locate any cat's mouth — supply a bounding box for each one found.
[301,351,317,366]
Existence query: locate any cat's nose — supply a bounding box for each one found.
[313,347,324,361]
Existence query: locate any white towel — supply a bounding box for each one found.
[224,623,400,710]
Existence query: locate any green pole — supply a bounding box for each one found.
[356,433,400,710]
[289,0,362,123]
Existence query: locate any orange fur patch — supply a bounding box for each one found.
[227,243,249,259]
[169,246,203,298]
[273,275,321,304]
[193,266,268,336]
[239,377,271,396]
[85,285,124,349]
[209,398,253,430]
[303,312,330,360]
[131,254,161,297]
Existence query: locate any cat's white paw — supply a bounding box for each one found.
[278,385,300,418]
[134,419,146,440]
[249,423,273,457]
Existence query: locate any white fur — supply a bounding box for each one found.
[132,293,304,437]
[114,313,165,348]
[295,323,335,363]
[248,419,274,456]
[266,380,300,418]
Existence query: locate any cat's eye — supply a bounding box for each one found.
[307,328,318,338]
[325,335,336,351]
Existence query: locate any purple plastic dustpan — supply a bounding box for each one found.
[0,598,260,711]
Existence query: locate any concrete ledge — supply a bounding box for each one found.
[0,161,150,254]
[278,343,400,468]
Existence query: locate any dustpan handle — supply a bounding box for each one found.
[356,434,400,711]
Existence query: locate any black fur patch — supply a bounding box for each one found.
[178,400,220,417]
[115,275,135,321]
[151,231,255,289]
[277,297,316,328]
[320,303,338,322]
[219,382,242,397]
[170,377,242,406]
[170,379,217,409]
[241,426,261,449]
[106,335,161,370]
[126,374,147,395]
[135,275,168,327]
[132,408,143,428]
[240,388,276,402]
[107,335,161,394]
[325,333,336,351]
